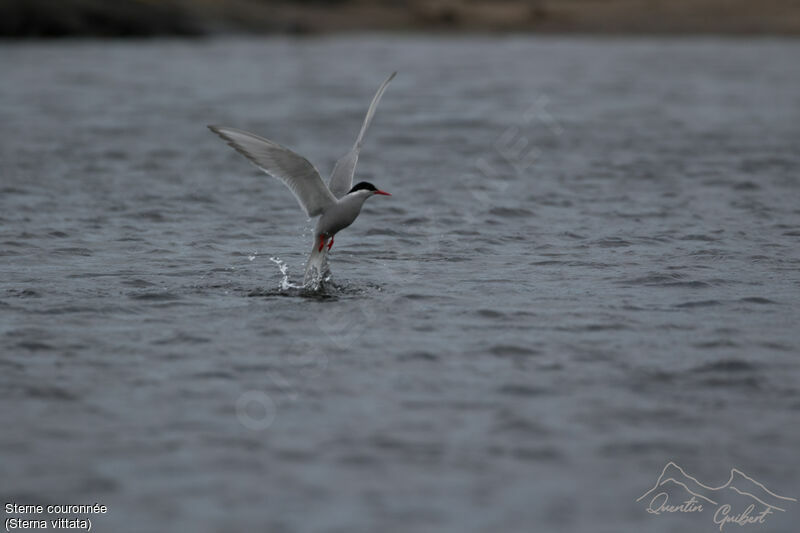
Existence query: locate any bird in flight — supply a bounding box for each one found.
[208,72,396,286]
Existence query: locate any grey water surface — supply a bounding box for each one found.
[1,36,799,532]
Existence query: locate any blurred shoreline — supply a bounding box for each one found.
[1,0,799,38]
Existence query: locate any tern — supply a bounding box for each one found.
[208,72,396,286]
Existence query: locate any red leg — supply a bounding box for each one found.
[318,234,326,252]
[327,235,334,251]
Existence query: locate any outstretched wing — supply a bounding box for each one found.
[328,71,397,198]
[208,125,336,217]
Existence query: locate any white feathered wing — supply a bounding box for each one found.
[208,125,336,217]
[327,71,397,198]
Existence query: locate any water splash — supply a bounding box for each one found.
[269,257,303,291]
[303,246,331,291]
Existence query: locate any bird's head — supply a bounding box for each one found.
[347,181,391,199]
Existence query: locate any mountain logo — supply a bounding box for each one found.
[636,462,796,530]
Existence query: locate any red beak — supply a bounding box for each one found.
[375,190,391,196]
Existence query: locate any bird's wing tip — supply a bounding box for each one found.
[208,125,237,141]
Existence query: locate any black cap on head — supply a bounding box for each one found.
[348,181,378,194]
